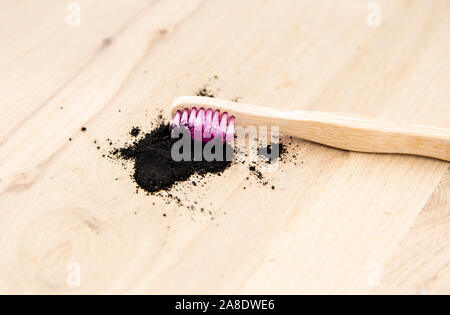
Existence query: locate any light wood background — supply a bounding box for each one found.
[0,0,448,294]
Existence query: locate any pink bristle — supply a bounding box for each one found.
[225,116,235,142]
[203,109,213,142]
[171,107,235,143]
[218,112,228,141]
[180,108,189,126]
[211,110,220,140]
[188,107,197,132]
[193,108,205,142]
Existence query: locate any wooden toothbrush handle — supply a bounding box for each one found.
[275,111,450,161]
[171,96,450,161]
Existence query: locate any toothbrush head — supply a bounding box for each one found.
[171,107,235,143]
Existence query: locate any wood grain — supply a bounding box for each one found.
[0,0,448,294]
[373,167,450,294]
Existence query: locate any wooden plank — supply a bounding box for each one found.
[374,167,450,294]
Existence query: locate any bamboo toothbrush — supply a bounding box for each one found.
[170,96,450,162]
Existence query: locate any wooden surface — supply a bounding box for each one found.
[0,0,449,294]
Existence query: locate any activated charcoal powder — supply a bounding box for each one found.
[115,124,233,193]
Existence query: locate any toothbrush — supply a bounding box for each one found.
[170,96,450,162]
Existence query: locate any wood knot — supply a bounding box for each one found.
[102,37,113,47]
[158,29,168,35]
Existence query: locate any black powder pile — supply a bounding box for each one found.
[113,124,233,193]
